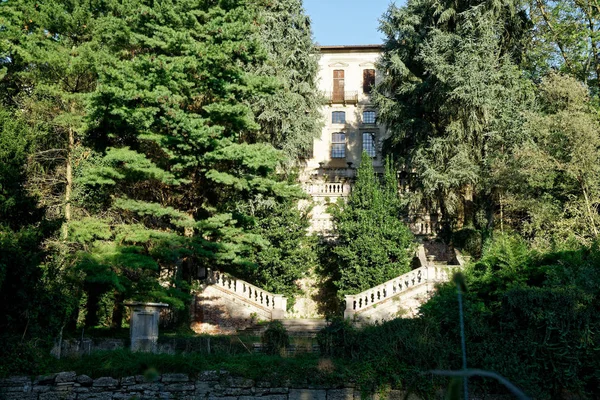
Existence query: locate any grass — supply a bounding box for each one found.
[47,350,332,383]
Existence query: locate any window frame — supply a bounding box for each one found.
[362,132,376,158]
[332,111,346,124]
[362,110,376,124]
[331,132,346,159]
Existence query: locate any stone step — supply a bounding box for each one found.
[237,318,328,337]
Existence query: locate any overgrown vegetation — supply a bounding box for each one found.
[1,0,600,397]
[0,0,320,335]
[322,153,414,300]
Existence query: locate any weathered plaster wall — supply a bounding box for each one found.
[308,47,388,171]
[191,285,271,335]
[0,372,420,400]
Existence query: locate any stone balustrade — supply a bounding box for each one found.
[207,270,287,319]
[344,264,453,319]
[302,182,350,197]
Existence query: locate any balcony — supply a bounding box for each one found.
[302,181,351,198]
[324,91,358,105]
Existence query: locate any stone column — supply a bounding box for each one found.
[124,302,169,353]
[272,295,287,320]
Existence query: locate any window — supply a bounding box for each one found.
[331,132,346,158]
[363,111,376,124]
[333,70,345,102]
[363,69,375,94]
[362,133,376,157]
[332,111,346,124]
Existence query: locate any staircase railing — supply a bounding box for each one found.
[344,263,454,319]
[207,270,287,319]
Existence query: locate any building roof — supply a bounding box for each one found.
[318,44,383,53]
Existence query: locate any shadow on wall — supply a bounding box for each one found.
[191,290,269,335]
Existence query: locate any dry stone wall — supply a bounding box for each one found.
[0,372,419,400]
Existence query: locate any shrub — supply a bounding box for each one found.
[261,321,289,355]
[316,318,358,358]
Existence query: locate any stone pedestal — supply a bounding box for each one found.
[344,295,356,319]
[272,295,288,320]
[124,302,169,352]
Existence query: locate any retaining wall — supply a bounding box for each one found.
[0,372,420,400]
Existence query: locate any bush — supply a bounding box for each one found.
[261,321,289,355]
[451,228,483,258]
[316,318,358,358]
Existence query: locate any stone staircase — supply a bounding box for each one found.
[237,318,329,338]
[193,243,463,334]
[344,244,464,323]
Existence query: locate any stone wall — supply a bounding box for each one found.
[0,372,419,400]
[191,285,272,334]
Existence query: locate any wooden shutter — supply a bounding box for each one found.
[363,69,375,94]
[333,70,345,102]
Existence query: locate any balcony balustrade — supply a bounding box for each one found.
[324,91,358,105]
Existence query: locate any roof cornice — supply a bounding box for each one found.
[318,44,383,53]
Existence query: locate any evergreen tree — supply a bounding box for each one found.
[374,0,534,235]
[330,153,414,298]
[0,107,71,337]
[0,0,100,332]
[247,0,323,162]
[76,0,308,324]
[243,195,317,303]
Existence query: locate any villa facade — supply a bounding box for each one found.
[300,45,390,233]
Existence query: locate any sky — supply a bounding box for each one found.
[303,0,401,46]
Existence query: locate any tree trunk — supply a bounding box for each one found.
[462,184,475,228]
[110,291,125,329]
[85,286,102,329]
[61,115,75,240]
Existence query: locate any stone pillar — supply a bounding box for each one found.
[272,295,287,320]
[344,295,355,319]
[124,302,169,353]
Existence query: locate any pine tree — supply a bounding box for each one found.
[330,153,414,298]
[243,195,317,302]
[247,0,323,162]
[75,0,310,325]
[374,0,534,235]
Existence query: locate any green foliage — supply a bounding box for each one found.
[0,0,321,332]
[375,0,535,234]
[0,107,70,337]
[0,336,54,377]
[247,0,323,162]
[261,321,290,355]
[327,153,415,298]
[316,234,600,397]
[238,195,316,304]
[316,318,358,358]
[451,228,484,258]
[528,0,600,94]
[505,73,600,246]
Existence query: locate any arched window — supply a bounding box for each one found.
[332,111,346,124]
[331,132,346,158]
[362,132,376,157]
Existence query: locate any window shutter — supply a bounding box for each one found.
[363,69,375,94]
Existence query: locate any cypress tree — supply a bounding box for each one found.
[330,153,414,298]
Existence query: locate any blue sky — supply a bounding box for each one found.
[303,0,401,46]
